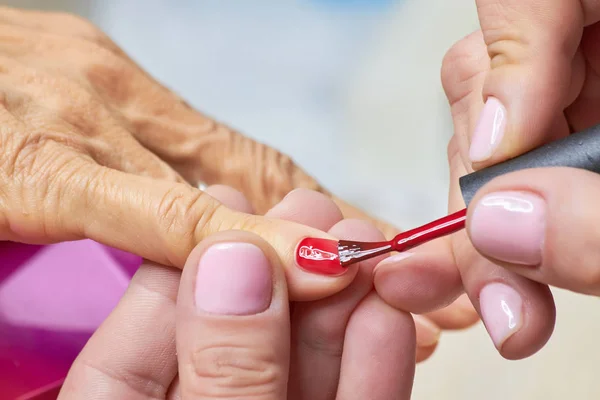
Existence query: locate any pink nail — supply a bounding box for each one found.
[195,242,272,315]
[470,191,545,265]
[479,283,523,348]
[469,97,507,162]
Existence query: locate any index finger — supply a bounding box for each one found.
[1,149,356,301]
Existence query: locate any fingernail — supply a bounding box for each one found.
[469,97,507,162]
[470,191,545,265]
[479,283,523,348]
[296,238,346,275]
[195,242,272,315]
[413,315,441,347]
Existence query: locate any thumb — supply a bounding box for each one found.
[176,231,289,400]
[469,0,600,166]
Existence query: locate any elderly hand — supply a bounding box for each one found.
[58,187,418,400]
[0,6,478,333]
[0,6,391,301]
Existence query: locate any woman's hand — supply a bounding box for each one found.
[58,187,419,400]
[376,1,600,359]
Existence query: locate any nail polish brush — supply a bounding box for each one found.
[296,123,600,273]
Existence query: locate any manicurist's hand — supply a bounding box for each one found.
[376,0,600,359]
[58,187,418,400]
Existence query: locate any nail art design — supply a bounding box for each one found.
[298,245,337,261]
[295,238,345,275]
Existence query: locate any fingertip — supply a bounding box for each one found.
[495,283,556,360]
[180,230,289,316]
[416,344,438,364]
[204,184,254,214]
[471,275,555,360]
[373,242,463,314]
[414,315,441,348]
[472,62,571,168]
[266,188,343,231]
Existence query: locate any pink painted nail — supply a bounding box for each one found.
[479,283,523,348]
[195,242,272,315]
[469,97,507,162]
[470,191,545,265]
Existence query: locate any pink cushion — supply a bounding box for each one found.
[0,241,141,399]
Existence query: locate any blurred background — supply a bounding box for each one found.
[4,0,600,398]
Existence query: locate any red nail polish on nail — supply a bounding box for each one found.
[295,238,345,275]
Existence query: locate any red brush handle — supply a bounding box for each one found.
[392,208,467,252]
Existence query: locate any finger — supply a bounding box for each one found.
[0,142,356,301]
[468,0,600,166]
[204,184,254,214]
[176,231,290,399]
[265,188,343,231]
[335,293,415,400]
[413,315,440,362]
[454,227,556,360]
[373,239,464,314]
[286,219,387,400]
[422,294,480,330]
[59,262,180,399]
[58,184,250,399]
[416,345,437,365]
[467,167,600,296]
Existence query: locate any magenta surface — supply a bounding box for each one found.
[0,241,141,399]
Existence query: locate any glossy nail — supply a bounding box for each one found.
[470,191,545,265]
[195,242,272,315]
[469,97,507,162]
[479,283,523,348]
[296,238,346,275]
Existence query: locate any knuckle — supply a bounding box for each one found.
[187,343,282,398]
[7,133,59,181]
[2,131,91,236]
[155,185,223,263]
[441,31,487,105]
[441,40,470,88]
[486,37,528,69]
[477,4,528,68]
